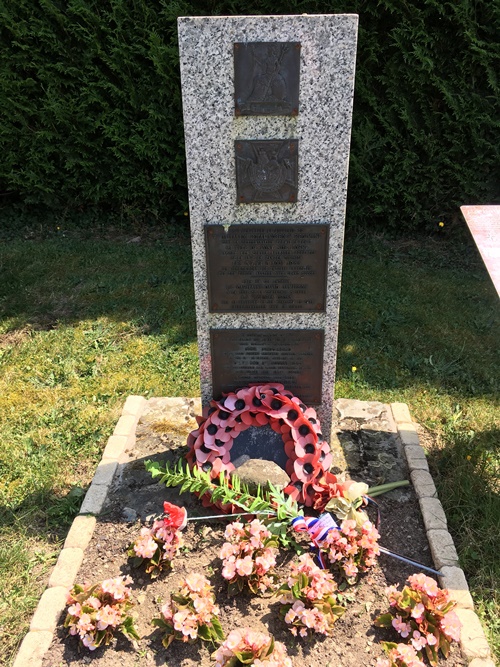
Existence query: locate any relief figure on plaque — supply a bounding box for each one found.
[247,43,288,108]
[234,42,300,116]
[235,140,298,203]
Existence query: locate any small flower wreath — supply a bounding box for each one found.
[186,383,333,506]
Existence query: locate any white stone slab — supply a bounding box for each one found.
[178,15,358,440]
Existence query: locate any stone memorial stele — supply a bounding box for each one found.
[178,14,358,445]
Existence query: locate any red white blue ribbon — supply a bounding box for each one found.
[291,513,339,568]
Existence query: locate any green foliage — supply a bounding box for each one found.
[146,458,300,523]
[1,1,499,228]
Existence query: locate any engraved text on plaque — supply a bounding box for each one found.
[206,224,328,312]
[211,329,323,403]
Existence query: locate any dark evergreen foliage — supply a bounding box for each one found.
[0,0,498,229]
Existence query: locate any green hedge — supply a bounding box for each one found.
[0,0,498,230]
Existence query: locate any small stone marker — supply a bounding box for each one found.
[178,14,358,444]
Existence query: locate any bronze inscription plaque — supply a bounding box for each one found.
[205,224,328,312]
[234,42,300,116]
[235,140,298,203]
[211,329,323,404]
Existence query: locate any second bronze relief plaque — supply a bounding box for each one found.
[235,139,298,203]
[234,42,300,116]
[205,224,328,313]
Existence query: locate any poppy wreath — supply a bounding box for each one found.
[186,383,333,507]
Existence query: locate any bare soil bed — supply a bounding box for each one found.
[42,403,466,667]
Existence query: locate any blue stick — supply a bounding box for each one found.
[379,546,442,576]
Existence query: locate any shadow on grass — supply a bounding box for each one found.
[0,225,196,343]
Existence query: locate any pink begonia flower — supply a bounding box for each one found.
[392,615,411,638]
[67,602,82,617]
[376,659,391,667]
[222,559,236,580]
[407,572,439,598]
[82,634,98,650]
[219,542,236,559]
[440,610,462,642]
[101,575,132,600]
[411,630,427,651]
[235,556,254,577]
[184,572,208,593]
[134,530,157,559]
[96,604,122,630]
[77,613,94,635]
[85,596,101,610]
[299,627,308,637]
[161,602,173,621]
[426,633,438,646]
[411,602,425,620]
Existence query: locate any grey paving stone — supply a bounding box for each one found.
[30,586,68,632]
[456,608,492,659]
[12,631,53,667]
[419,497,448,531]
[410,469,437,498]
[427,529,459,569]
[63,515,96,550]
[439,566,475,610]
[48,547,83,589]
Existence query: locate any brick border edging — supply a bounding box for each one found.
[390,402,495,666]
[13,395,147,667]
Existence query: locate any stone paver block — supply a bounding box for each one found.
[91,459,118,487]
[79,482,109,515]
[13,630,53,667]
[410,470,437,498]
[48,547,83,589]
[419,497,448,531]
[439,566,474,610]
[122,395,146,417]
[398,424,420,446]
[64,515,96,550]
[456,608,491,659]
[30,586,68,632]
[102,434,128,461]
[113,414,138,436]
[404,445,429,471]
[468,659,497,667]
[427,529,459,569]
[390,402,412,423]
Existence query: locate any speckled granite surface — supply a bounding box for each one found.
[178,15,358,441]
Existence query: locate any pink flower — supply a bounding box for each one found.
[184,572,209,593]
[426,633,438,646]
[411,602,425,620]
[236,556,254,577]
[82,634,98,650]
[440,610,462,642]
[219,542,236,559]
[411,630,427,651]
[101,575,132,600]
[407,573,439,598]
[133,530,157,559]
[392,615,411,638]
[96,604,122,630]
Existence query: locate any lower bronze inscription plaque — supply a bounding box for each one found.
[206,224,328,312]
[211,329,323,404]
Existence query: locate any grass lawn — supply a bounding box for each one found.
[0,221,498,664]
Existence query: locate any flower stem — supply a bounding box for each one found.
[366,480,410,497]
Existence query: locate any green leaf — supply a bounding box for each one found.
[374,613,394,628]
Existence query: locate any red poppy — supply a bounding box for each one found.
[162,502,187,530]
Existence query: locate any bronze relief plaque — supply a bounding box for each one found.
[211,329,323,404]
[235,140,298,203]
[205,224,328,312]
[234,42,300,116]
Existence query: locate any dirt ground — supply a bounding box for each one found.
[42,404,467,667]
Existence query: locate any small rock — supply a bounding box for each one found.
[122,507,137,523]
[230,459,290,494]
